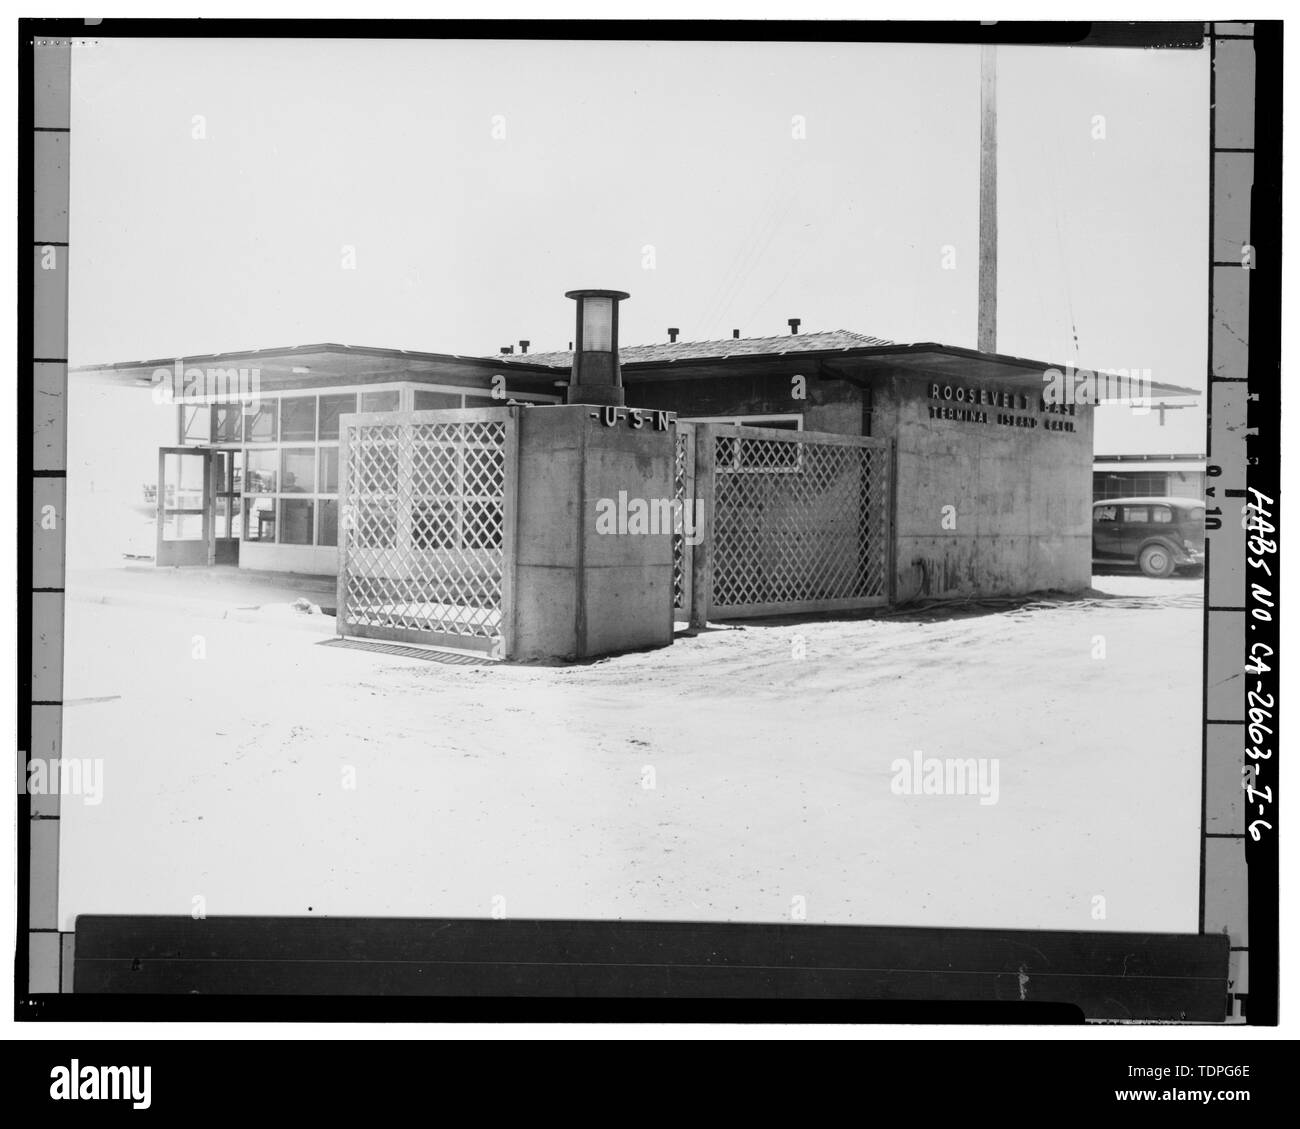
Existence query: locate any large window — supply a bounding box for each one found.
[246,449,278,493]
[281,397,317,441]
[360,389,400,413]
[181,404,211,443]
[319,447,339,494]
[1093,471,1171,501]
[244,496,276,541]
[280,500,315,545]
[413,390,462,410]
[318,394,357,440]
[172,382,527,551]
[281,448,316,493]
[215,405,242,443]
[243,400,277,443]
[235,389,398,548]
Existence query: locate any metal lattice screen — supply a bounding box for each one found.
[710,427,891,616]
[339,412,511,651]
[672,423,694,615]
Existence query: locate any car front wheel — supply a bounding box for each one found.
[1139,543,1175,578]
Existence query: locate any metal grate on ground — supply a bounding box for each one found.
[318,636,495,665]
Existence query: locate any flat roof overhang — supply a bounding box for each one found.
[72,342,563,393]
[620,342,1200,402]
[1094,458,1208,473]
[836,344,1200,402]
[75,340,1202,404]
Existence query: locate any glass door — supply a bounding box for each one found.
[211,450,242,565]
[156,447,211,566]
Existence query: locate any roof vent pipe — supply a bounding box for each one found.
[668,328,679,344]
[733,329,740,339]
[788,318,801,335]
[500,346,514,355]
[519,340,530,354]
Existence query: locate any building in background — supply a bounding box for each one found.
[1092,452,1206,502]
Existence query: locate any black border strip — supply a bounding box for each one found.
[29,19,1205,47]
[1243,20,1281,1028]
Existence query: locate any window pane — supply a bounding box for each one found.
[360,389,400,412]
[318,394,357,440]
[214,452,232,492]
[161,513,205,541]
[214,495,242,539]
[246,449,278,493]
[281,396,317,441]
[320,447,339,494]
[1151,506,1173,523]
[464,395,498,409]
[413,390,462,410]
[244,399,278,442]
[581,297,613,351]
[214,405,242,442]
[281,447,316,493]
[163,453,206,508]
[244,497,276,541]
[319,499,338,546]
[1122,507,1149,523]
[182,405,211,443]
[1094,506,1118,524]
[280,500,314,545]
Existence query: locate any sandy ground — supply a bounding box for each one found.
[56,569,1204,934]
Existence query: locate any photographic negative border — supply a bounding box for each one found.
[16,18,1280,1024]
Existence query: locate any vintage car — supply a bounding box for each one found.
[1092,496,1206,577]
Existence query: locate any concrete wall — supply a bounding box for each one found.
[512,405,675,661]
[240,540,338,577]
[870,368,1094,600]
[627,372,865,434]
[629,362,1091,601]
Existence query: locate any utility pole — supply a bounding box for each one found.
[977,43,998,354]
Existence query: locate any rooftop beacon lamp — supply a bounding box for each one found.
[564,289,630,407]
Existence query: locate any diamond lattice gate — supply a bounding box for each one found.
[672,422,695,622]
[695,424,893,620]
[338,408,517,657]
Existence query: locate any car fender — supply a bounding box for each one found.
[1135,536,1184,564]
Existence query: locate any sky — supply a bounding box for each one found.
[67,36,1209,454]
